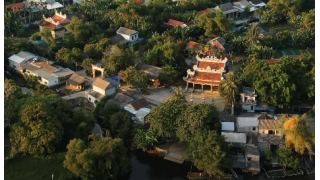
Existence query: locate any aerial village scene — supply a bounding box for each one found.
[3,0,316,179]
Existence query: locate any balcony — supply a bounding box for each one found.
[240,99,257,105]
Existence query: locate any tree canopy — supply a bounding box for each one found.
[277,148,300,169]
[4,79,22,99]
[64,135,129,180]
[10,102,64,156]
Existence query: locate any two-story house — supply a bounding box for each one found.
[109,27,142,46]
[87,78,116,105]
[213,2,241,19]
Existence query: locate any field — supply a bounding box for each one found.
[273,48,312,59]
[4,147,73,180]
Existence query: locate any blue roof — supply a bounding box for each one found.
[109,75,122,82]
[105,78,120,86]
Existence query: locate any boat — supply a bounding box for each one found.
[230,169,238,179]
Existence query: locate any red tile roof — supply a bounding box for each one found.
[39,20,56,29]
[6,3,24,9]
[266,60,278,64]
[129,98,148,110]
[211,40,225,51]
[167,19,185,26]
[187,41,203,49]
[197,9,210,14]
[193,72,222,81]
[52,15,66,23]
[133,0,143,3]
[198,61,225,70]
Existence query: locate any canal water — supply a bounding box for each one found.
[121,150,315,180]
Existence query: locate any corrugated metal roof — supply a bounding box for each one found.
[237,117,259,127]
[34,69,58,80]
[259,119,280,130]
[92,78,110,90]
[222,122,235,131]
[8,54,25,64]
[222,132,247,143]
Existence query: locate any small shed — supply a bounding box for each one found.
[67,73,88,89]
[221,122,235,132]
[236,116,259,133]
[124,98,149,114]
[134,108,151,124]
[135,62,162,80]
[244,145,260,174]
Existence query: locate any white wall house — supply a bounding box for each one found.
[236,116,259,133]
[8,51,36,70]
[33,69,59,87]
[92,78,116,96]
[110,27,142,46]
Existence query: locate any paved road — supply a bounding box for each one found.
[62,91,86,100]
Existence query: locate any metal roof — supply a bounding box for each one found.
[222,122,235,131]
[135,62,161,79]
[237,117,259,127]
[16,51,36,60]
[116,27,138,36]
[222,132,247,144]
[92,78,111,90]
[33,69,58,81]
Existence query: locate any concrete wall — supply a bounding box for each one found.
[259,129,281,136]
[9,60,23,70]
[93,86,106,96]
[41,77,59,87]
[130,33,139,42]
[243,105,254,112]
[237,126,258,133]
[246,154,259,161]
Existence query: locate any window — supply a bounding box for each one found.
[268,130,275,134]
[131,36,133,40]
[45,82,47,85]
[252,127,256,131]
[251,106,253,110]
[247,157,252,161]
[88,97,91,101]
[65,29,67,32]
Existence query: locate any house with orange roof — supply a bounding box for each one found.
[6,3,24,9]
[208,37,234,53]
[39,10,73,39]
[185,41,204,52]
[183,50,228,91]
[197,9,210,14]
[161,19,194,30]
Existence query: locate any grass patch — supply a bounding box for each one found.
[4,147,75,180]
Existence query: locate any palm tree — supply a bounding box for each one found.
[166,86,186,102]
[218,72,240,115]
[244,25,261,45]
[254,6,264,20]
[230,53,235,65]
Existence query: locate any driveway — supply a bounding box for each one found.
[62,91,86,100]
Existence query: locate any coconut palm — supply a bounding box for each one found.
[218,72,241,115]
[167,86,186,102]
[244,25,261,45]
[230,53,235,65]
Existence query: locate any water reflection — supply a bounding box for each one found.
[122,150,315,180]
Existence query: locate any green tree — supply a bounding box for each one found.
[109,111,132,140]
[30,84,56,96]
[214,12,234,33]
[166,86,186,102]
[81,58,94,70]
[264,150,273,162]
[177,104,221,143]
[4,37,34,61]
[131,71,153,90]
[64,135,129,180]
[146,100,186,137]
[4,79,22,98]
[31,32,41,41]
[71,107,95,140]
[134,129,158,151]
[266,0,303,17]
[158,65,178,85]
[243,6,250,18]
[56,48,83,65]
[119,66,137,87]
[277,148,300,169]
[244,25,261,45]
[196,12,219,37]
[10,102,64,156]
[303,9,315,31]
[186,130,232,176]
[218,72,241,115]
[39,26,56,45]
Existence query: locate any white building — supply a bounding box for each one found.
[87,78,116,105]
[134,108,151,124]
[222,132,247,148]
[236,116,259,133]
[8,51,36,70]
[221,122,235,132]
[109,27,142,46]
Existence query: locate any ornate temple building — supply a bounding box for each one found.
[183,51,228,91]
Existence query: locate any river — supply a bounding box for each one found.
[121,150,315,180]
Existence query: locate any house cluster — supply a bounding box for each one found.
[8,51,74,87]
[197,0,266,19]
[220,112,286,174]
[7,0,64,15]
